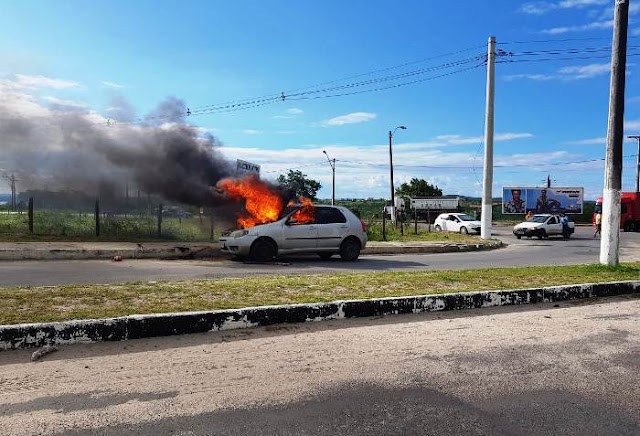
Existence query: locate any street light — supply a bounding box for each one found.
[323,150,336,205]
[389,126,407,223]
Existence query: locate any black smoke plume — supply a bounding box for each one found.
[0,96,235,207]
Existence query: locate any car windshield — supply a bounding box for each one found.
[279,206,299,220]
[531,215,547,223]
[457,214,476,221]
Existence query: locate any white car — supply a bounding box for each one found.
[219,205,367,262]
[513,214,575,239]
[433,213,481,234]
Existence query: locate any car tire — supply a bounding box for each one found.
[537,229,546,240]
[318,253,333,260]
[250,238,276,262]
[516,235,522,239]
[460,226,468,234]
[340,238,361,261]
[434,225,442,232]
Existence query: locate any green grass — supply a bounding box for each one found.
[1,263,638,325]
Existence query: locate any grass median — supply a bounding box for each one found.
[2,263,639,325]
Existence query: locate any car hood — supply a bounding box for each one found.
[514,222,543,230]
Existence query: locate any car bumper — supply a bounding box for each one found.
[513,228,544,237]
[219,237,254,256]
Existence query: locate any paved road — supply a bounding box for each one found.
[1,296,639,435]
[0,225,638,287]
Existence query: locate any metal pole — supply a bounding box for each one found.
[332,158,336,206]
[600,0,629,266]
[481,36,496,240]
[28,197,33,234]
[628,135,640,192]
[389,130,395,224]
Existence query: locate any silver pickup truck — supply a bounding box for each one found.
[512,214,575,239]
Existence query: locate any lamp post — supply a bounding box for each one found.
[389,126,407,223]
[322,150,336,205]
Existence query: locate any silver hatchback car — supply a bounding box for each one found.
[219,205,367,262]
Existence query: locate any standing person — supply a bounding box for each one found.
[594,212,602,238]
[560,212,570,240]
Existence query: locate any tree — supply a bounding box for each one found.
[395,178,442,198]
[276,170,322,201]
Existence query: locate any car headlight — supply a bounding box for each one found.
[230,229,249,238]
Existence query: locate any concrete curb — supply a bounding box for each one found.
[0,240,503,261]
[1,280,637,350]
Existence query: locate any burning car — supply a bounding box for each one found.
[219,204,367,262]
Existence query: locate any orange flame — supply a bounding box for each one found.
[288,197,316,224]
[217,175,284,228]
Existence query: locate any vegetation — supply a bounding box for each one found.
[395,178,442,198]
[276,170,322,201]
[1,263,638,325]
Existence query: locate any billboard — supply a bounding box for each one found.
[236,159,260,177]
[502,187,583,214]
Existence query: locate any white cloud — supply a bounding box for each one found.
[11,74,79,90]
[242,129,262,135]
[42,96,87,109]
[286,108,303,115]
[521,0,608,15]
[504,73,555,81]
[558,63,610,79]
[542,19,613,34]
[625,120,640,131]
[101,80,125,89]
[566,137,606,145]
[435,133,533,145]
[322,112,377,126]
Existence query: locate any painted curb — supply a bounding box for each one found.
[0,241,503,261]
[1,280,638,350]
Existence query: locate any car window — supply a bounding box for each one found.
[531,216,547,223]
[316,208,347,224]
[458,214,475,221]
[548,217,557,224]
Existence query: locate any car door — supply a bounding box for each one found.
[280,211,318,251]
[316,207,349,249]
[450,216,462,232]
[545,216,561,235]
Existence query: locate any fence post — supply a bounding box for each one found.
[414,208,418,234]
[157,203,163,238]
[28,197,34,234]
[382,212,387,241]
[95,200,100,237]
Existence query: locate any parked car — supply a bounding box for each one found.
[219,205,367,262]
[512,214,575,239]
[433,213,481,234]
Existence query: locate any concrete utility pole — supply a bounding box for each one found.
[600,0,629,267]
[4,174,18,211]
[628,135,640,192]
[322,150,336,205]
[389,126,407,224]
[481,36,496,240]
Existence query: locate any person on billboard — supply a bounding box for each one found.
[504,189,526,213]
[535,189,562,213]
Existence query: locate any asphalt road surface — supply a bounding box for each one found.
[0,225,638,287]
[1,296,639,435]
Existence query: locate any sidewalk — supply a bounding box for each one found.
[0,239,503,261]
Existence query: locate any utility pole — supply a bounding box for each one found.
[481,36,496,240]
[628,135,640,192]
[601,0,629,267]
[322,150,336,205]
[4,174,18,211]
[389,126,407,224]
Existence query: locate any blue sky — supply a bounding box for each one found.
[1,0,639,201]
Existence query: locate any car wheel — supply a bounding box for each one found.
[537,230,546,240]
[250,238,276,262]
[318,253,333,260]
[516,235,522,239]
[340,238,361,261]
[434,225,442,232]
[460,226,468,235]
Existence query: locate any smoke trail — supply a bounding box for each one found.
[0,93,234,206]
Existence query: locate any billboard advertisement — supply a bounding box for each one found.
[236,159,260,177]
[502,187,583,214]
